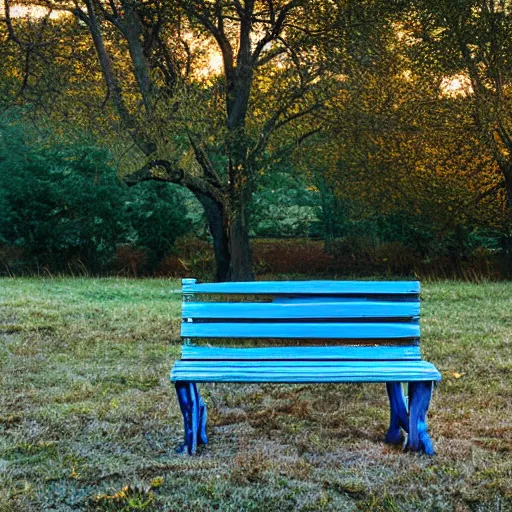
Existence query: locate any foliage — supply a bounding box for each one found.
[403,0,512,212]
[250,171,319,238]
[293,3,510,260]
[0,119,190,274]
[0,114,507,278]
[1,1,512,278]
[122,182,193,270]
[0,0,341,280]
[90,483,157,511]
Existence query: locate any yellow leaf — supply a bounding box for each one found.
[452,372,464,379]
[151,477,164,488]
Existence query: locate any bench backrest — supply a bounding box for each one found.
[180,278,421,360]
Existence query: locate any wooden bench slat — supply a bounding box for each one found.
[182,279,420,296]
[183,301,420,320]
[181,322,420,339]
[171,360,441,383]
[181,345,422,361]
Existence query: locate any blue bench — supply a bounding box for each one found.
[170,278,441,455]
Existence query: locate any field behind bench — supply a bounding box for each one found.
[1,278,511,511]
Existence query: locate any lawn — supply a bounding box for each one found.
[1,278,511,511]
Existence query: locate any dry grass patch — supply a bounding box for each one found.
[0,278,512,511]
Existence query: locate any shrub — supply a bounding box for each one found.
[114,245,148,277]
[0,125,123,272]
[374,242,420,275]
[156,237,215,279]
[123,181,192,270]
[253,239,334,274]
[0,120,190,274]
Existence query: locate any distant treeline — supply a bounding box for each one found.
[1,120,510,280]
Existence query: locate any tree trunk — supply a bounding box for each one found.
[224,122,255,281]
[500,166,512,274]
[227,206,255,282]
[196,192,254,282]
[503,165,512,214]
[196,194,231,282]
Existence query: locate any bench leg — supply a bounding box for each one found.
[175,382,208,455]
[407,381,435,455]
[385,382,409,445]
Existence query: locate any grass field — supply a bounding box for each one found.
[1,278,512,511]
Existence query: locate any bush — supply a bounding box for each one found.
[253,239,334,274]
[0,120,190,274]
[122,181,192,272]
[114,245,148,277]
[374,242,420,275]
[0,125,122,272]
[156,237,216,280]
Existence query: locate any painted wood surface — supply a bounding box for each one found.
[175,382,208,455]
[386,382,409,445]
[181,321,420,339]
[182,278,420,296]
[171,360,441,383]
[408,381,435,455]
[182,301,420,320]
[181,345,422,361]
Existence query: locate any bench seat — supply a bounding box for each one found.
[172,358,441,383]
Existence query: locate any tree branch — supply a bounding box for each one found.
[251,0,300,64]
[274,102,323,131]
[124,159,225,203]
[187,132,223,189]
[121,2,156,112]
[82,0,133,129]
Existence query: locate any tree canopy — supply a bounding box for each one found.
[2,0,512,279]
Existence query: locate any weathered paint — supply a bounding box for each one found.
[171,360,441,383]
[385,382,409,445]
[181,322,420,339]
[408,381,435,455]
[182,301,420,319]
[182,278,420,296]
[181,345,422,361]
[175,382,207,455]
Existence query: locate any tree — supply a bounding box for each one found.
[2,0,329,280]
[295,1,506,259]
[403,0,512,227]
